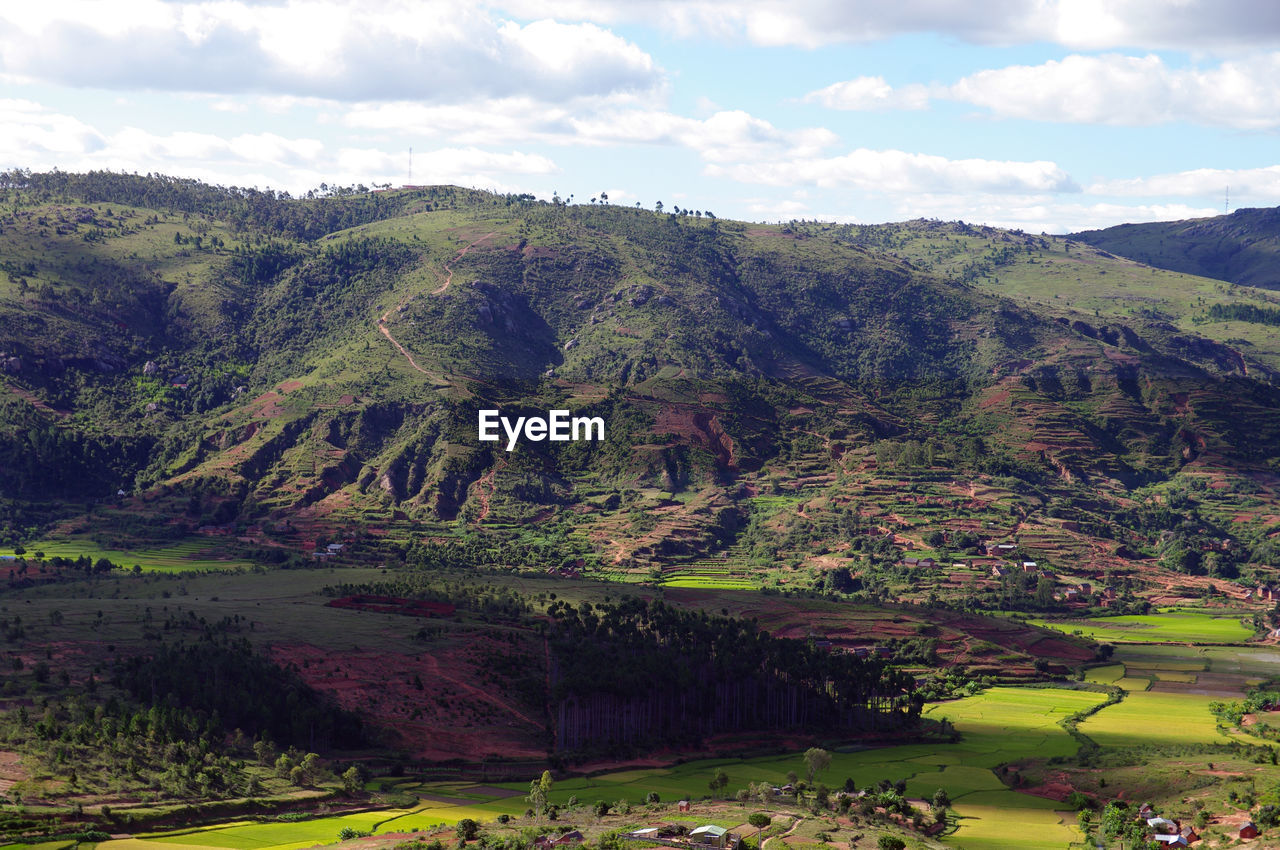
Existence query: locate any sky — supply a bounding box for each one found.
[3,0,1280,232]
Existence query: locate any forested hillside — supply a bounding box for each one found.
[1,171,1279,600]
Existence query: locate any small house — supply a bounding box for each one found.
[918,557,936,568]
[1240,821,1259,839]
[326,543,344,554]
[689,825,729,849]
[1179,825,1199,843]
[991,565,1009,578]
[1080,583,1092,595]
[677,800,690,813]
[1021,561,1038,570]
[1138,804,1155,818]
[1152,835,1188,847]
[903,557,920,567]
[1147,817,1177,833]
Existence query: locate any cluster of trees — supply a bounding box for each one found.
[546,598,919,753]
[0,170,479,241]
[0,678,257,800]
[1205,302,1280,326]
[0,398,154,498]
[322,576,534,621]
[113,636,364,751]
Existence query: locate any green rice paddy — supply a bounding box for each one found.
[1027,611,1255,644]
[0,539,253,573]
[1080,691,1227,747]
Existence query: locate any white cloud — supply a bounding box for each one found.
[0,98,107,157]
[343,100,838,164]
[707,148,1079,195]
[1088,166,1280,200]
[802,76,929,110]
[947,53,1280,128]
[0,100,556,193]
[876,192,1219,233]
[0,1,661,102]
[493,0,1280,50]
[805,53,1280,129]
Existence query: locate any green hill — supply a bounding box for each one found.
[1071,206,1280,290]
[2,171,1279,592]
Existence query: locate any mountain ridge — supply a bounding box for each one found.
[1,171,1279,600]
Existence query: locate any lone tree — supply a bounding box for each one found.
[527,770,553,820]
[748,813,771,842]
[709,768,730,798]
[803,748,831,785]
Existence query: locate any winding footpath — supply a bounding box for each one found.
[377,231,499,374]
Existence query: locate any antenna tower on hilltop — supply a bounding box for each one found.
[1225,185,1229,215]
[409,147,413,183]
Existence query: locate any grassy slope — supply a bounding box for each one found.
[1071,206,1280,291]
[827,218,1280,372]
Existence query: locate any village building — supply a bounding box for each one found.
[1239,821,1259,839]
[688,825,734,849]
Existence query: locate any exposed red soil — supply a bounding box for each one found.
[325,595,456,618]
[652,407,738,469]
[272,636,548,761]
[471,459,506,523]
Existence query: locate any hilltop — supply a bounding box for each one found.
[1072,206,1280,290]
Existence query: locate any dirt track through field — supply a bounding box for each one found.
[472,457,507,523]
[377,231,498,375]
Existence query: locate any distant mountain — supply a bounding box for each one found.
[2,171,1279,586]
[1072,206,1280,289]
